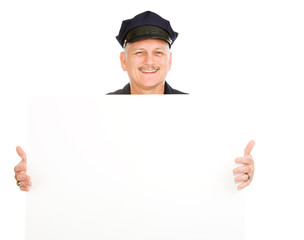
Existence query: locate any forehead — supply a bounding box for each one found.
[127,39,170,50]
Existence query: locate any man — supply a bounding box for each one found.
[14,11,255,191]
[107,11,187,94]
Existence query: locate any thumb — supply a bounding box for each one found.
[16,146,27,163]
[244,140,255,156]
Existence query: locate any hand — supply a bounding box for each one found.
[233,140,255,190]
[14,146,31,192]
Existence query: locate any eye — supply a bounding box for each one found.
[156,51,164,56]
[135,51,143,55]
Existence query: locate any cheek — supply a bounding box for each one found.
[126,57,136,68]
[125,60,141,78]
[161,58,171,71]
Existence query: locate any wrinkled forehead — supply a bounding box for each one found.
[125,39,170,51]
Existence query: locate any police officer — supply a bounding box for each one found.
[14,11,255,191]
[107,11,187,94]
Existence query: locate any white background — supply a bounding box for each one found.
[1,0,303,239]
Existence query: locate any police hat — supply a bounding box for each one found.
[116,11,178,48]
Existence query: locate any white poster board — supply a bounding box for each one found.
[26,96,245,240]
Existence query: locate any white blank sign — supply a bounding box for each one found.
[26,96,245,240]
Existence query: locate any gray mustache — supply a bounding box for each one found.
[138,65,159,71]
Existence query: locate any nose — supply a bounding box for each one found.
[143,52,155,65]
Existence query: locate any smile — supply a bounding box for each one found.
[140,69,158,73]
[138,65,159,74]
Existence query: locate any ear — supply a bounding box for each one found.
[168,52,172,71]
[120,52,127,71]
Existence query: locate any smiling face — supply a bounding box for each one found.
[120,39,172,94]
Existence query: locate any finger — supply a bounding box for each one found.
[237,180,251,190]
[244,140,255,157]
[20,186,30,192]
[18,180,32,188]
[235,156,253,165]
[15,174,30,182]
[14,161,27,173]
[233,166,249,174]
[234,174,249,182]
[16,146,27,163]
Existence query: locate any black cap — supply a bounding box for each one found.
[116,11,178,48]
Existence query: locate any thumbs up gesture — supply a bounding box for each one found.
[233,140,255,190]
[14,146,32,192]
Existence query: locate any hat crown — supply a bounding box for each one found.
[116,11,178,48]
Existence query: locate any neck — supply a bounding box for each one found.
[130,81,165,94]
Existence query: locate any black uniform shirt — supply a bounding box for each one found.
[107,81,188,95]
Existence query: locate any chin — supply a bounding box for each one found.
[140,78,164,88]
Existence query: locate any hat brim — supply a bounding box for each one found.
[123,25,172,48]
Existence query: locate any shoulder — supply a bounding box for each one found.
[168,88,188,94]
[106,83,131,95]
[106,82,188,95]
[164,82,188,94]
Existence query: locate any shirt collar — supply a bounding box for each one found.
[122,81,172,94]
